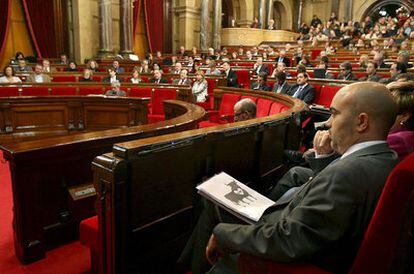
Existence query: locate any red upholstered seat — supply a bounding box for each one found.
[235,70,250,88]
[50,86,78,96]
[241,95,258,103]
[129,87,153,99]
[0,87,20,97]
[80,215,98,251]
[91,76,102,82]
[256,99,273,117]
[238,152,414,274]
[269,101,288,115]
[52,75,77,82]
[199,93,241,128]
[315,85,341,108]
[78,86,104,95]
[21,87,50,96]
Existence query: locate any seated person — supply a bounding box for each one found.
[112,60,125,73]
[86,59,100,72]
[171,62,182,74]
[234,98,256,122]
[337,62,359,81]
[192,70,208,103]
[0,66,22,83]
[360,61,382,82]
[206,61,221,76]
[79,68,94,82]
[250,72,271,91]
[222,62,238,88]
[16,59,32,72]
[42,59,55,73]
[172,69,192,85]
[105,82,126,96]
[252,57,269,76]
[386,81,414,160]
[272,71,290,94]
[271,62,292,78]
[59,53,68,65]
[178,82,399,274]
[26,64,51,83]
[66,60,78,72]
[102,67,122,83]
[149,69,168,84]
[130,68,142,84]
[287,72,315,104]
[380,62,407,84]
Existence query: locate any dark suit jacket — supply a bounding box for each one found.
[149,77,168,84]
[337,72,359,81]
[213,144,398,273]
[225,69,239,87]
[250,82,271,91]
[359,74,382,82]
[253,64,269,75]
[272,81,291,94]
[276,57,291,67]
[288,84,315,104]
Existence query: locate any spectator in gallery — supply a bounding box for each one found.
[79,69,94,82]
[112,60,125,73]
[87,59,100,72]
[267,19,275,30]
[310,14,322,28]
[26,64,51,83]
[250,17,261,28]
[16,59,33,72]
[130,68,142,84]
[59,53,69,65]
[102,67,122,83]
[42,59,55,73]
[66,60,78,72]
[0,66,22,83]
[139,59,150,74]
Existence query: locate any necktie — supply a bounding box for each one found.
[294,86,303,98]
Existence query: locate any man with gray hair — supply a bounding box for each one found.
[233,98,256,122]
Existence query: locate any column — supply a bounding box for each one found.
[98,0,114,57]
[200,0,209,50]
[297,0,304,29]
[212,0,222,49]
[258,0,266,29]
[331,0,339,17]
[266,0,273,28]
[344,0,353,21]
[120,0,134,56]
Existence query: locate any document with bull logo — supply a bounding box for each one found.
[197,172,275,224]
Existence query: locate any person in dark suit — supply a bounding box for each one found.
[178,82,399,274]
[105,82,126,96]
[102,67,122,83]
[276,49,290,67]
[222,61,238,88]
[172,69,192,85]
[337,62,359,81]
[112,60,125,73]
[359,62,382,82]
[272,71,291,94]
[288,72,315,104]
[252,57,269,76]
[149,69,168,84]
[250,72,271,91]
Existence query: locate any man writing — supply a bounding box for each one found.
[179,82,398,274]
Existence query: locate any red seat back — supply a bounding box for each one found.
[21,87,50,96]
[152,88,177,115]
[256,99,274,117]
[235,70,250,88]
[315,85,341,107]
[218,94,241,116]
[350,152,414,274]
[0,87,20,97]
[269,101,289,115]
[51,86,78,96]
[78,86,104,95]
[52,75,77,82]
[241,95,258,103]
[129,87,153,98]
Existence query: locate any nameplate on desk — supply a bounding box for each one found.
[68,183,96,201]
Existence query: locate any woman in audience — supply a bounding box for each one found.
[130,68,141,84]
[87,59,99,72]
[79,69,94,82]
[139,59,150,74]
[386,81,414,160]
[0,66,22,83]
[151,62,161,73]
[192,70,208,103]
[66,61,78,72]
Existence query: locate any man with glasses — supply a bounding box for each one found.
[233,99,256,122]
[337,62,359,81]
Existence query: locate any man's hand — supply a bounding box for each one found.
[313,130,333,155]
[206,233,219,265]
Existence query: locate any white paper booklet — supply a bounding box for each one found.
[196,172,275,224]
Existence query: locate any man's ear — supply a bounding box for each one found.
[357,112,369,132]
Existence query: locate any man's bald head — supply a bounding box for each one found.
[234,99,257,122]
[330,82,397,148]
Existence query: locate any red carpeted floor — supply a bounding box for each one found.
[0,152,91,274]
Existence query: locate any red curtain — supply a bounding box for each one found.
[144,0,163,52]
[0,0,11,58]
[21,0,57,58]
[133,0,141,36]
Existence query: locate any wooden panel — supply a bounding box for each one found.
[84,106,130,129]
[221,28,299,46]
[11,105,68,132]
